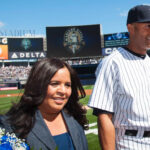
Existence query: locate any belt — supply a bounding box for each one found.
[125,130,150,137]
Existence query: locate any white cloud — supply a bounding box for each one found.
[142,4,150,6]
[0,21,5,28]
[120,11,128,17]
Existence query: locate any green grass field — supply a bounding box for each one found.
[0,86,101,150]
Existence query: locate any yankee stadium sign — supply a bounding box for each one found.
[9,52,46,59]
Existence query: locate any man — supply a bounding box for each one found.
[88,5,150,150]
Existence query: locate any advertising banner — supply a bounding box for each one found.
[9,51,46,59]
[0,38,8,60]
[102,47,119,56]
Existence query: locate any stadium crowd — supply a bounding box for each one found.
[66,58,100,65]
[0,58,101,79]
[0,65,32,79]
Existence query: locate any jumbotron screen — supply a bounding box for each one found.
[104,32,129,48]
[46,24,101,58]
[8,38,43,52]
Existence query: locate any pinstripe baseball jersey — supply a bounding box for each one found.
[88,47,150,149]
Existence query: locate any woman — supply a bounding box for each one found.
[5,58,89,150]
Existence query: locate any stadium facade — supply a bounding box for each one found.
[0,24,130,90]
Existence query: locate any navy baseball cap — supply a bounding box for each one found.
[127,5,150,24]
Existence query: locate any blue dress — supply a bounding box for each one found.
[53,132,75,150]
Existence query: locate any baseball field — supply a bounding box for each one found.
[0,85,101,150]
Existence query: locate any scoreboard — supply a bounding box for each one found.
[104,32,129,48]
[103,32,129,56]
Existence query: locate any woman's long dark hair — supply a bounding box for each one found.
[6,58,88,138]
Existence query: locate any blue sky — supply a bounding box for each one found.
[0,0,150,36]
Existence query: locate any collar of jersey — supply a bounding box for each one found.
[124,47,146,59]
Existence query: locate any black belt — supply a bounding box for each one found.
[125,130,150,137]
